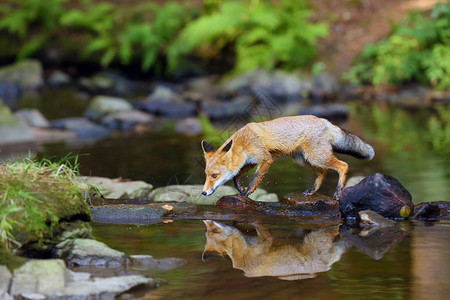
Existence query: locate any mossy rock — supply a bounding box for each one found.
[1,161,92,255]
[0,243,25,272]
[0,59,43,90]
[150,185,279,205]
[0,102,35,145]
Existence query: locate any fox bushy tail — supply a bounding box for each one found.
[332,129,375,160]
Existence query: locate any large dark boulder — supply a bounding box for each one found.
[339,173,414,219]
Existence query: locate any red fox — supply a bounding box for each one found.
[203,220,348,279]
[201,115,374,200]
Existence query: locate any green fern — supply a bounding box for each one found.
[345,1,450,90]
[168,0,328,74]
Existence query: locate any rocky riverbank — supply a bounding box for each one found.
[2,163,449,298]
[1,59,449,149]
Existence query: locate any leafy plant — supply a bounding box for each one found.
[345,2,450,90]
[0,0,190,71]
[168,0,328,74]
[0,0,67,59]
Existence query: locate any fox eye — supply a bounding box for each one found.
[211,228,218,233]
[211,174,218,179]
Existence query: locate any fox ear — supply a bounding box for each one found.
[222,140,233,152]
[201,140,215,153]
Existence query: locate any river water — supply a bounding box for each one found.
[23,103,450,299]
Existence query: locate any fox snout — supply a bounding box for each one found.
[202,189,214,196]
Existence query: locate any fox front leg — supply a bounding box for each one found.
[241,159,273,196]
[233,177,244,194]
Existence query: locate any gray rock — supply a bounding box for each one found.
[0,291,13,300]
[30,128,77,143]
[270,70,309,101]
[91,205,168,224]
[56,238,127,267]
[222,69,272,94]
[0,59,44,90]
[8,259,160,298]
[10,260,67,296]
[312,72,338,101]
[344,176,366,188]
[65,274,160,298]
[78,176,153,200]
[0,265,11,293]
[222,69,310,102]
[299,104,349,120]
[175,118,202,136]
[100,110,154,131]
[412,201,450,220]
[79,72,143,96]
[129,255,187,270]
[50,117,110,139]
[0,81,20,110]
[84,95,133,121]
[202,95,252,120]
[14,109,50,128]
[47,70,71,87]
[134,85,197,118]
[359,210,397,227]
[0,103,35,145]
[254,193,279,202]
[150,185,278,205]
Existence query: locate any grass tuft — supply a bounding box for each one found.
[0,155,89,250]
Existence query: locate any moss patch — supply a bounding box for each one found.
[0,159,91,253]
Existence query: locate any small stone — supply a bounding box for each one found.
[84,95,133,121]
[255,193,279,202]
[129,255,186,270]
[47,70,71,87]
[14,109,50,128]
[344,176,366,188]
[400,205,411,218]
[78,176,153,200]
[299,104,348,120]
[359,210,397,227]
[50,117,110,139]
[175,118,202,136]
[412,201,450,220]
[65,275,160,297]
[57,238,127,267]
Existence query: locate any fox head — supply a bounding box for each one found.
[202,220,242,261]
[201,139,235,196]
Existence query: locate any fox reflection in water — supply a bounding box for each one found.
[202,220,349,280]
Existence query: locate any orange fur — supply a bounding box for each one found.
[201,115,374,200]
[203,221,347,279]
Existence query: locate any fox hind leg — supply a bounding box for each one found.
[298,147,348,200]
[328,156,348,200]
[303,167,327,196]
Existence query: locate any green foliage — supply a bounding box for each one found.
[345,2,450,90]
[0,0,190,71]
[0,0,326,74]
[0,156,86,249]
[168,0,328,74]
